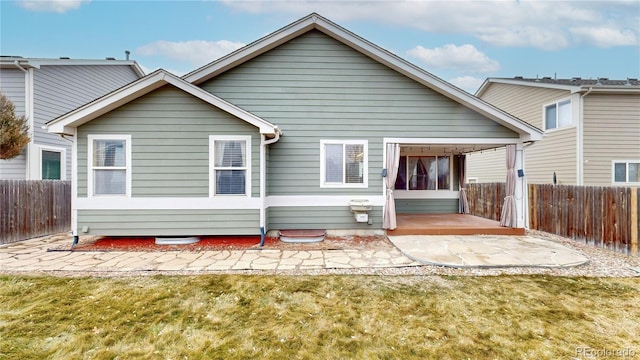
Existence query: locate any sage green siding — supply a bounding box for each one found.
[201,30,518,197]
[267,206,383,231]
[78,209,260,236]
[395,199,459,213]
[77,85,261,197]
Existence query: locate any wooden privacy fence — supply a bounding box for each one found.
[0,180,71,244]
[467,183,639,256]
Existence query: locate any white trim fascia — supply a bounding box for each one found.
[383,137,518,146]
[183,13,542,141]
[184,15,318,84]
[87,134,132,198]
[575,86,640,94]
[2,58,145,77]
[209,135,252,197]
[266,195,385,207]
[24,68,35,179]
[46,70,279,136]
[75,196,261,210]
[479,78,579,94]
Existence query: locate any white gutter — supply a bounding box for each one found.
[259,128,281,238]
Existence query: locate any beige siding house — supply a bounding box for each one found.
[467,77,640,186]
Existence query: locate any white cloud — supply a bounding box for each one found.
[571,26,639,47]
[18,0,89,13]
[136,40,245,68]
[220,0,640,50]
[407,44,500,73]
[449,76,485,94]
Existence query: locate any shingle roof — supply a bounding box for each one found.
[504,77,639,87]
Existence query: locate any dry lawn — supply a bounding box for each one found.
[1,275,639,359]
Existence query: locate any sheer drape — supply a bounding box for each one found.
[383,143,400,230]
[500,144,517,227]
[458,155,469,214]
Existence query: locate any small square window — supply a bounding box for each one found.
[320,140,367,188]
[41,150,62,180]
[544,99,572,130]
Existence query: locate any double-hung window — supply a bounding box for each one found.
[88,135,131,196]
[612,160,640,185]
[210,135,251,196]
[395,155,451,190]
[320,140,368,188]
[544,99,572,130]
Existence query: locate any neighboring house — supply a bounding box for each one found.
[46,13,542,240]
[0,56,144,180]
[467,77,640,186]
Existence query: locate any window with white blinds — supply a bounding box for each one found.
[320,140,368,188]
[210,135,251,196]
[88,135,131,196]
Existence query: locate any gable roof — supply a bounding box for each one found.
[46,69,280,136]
[477,77,640,96]
[183,13,543,142]
[0,55,145,77]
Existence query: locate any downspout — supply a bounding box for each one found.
[259,127,281,246]
[577,87,593,186]
[14,61,33,179]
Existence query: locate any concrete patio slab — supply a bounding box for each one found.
[387,235,589,268]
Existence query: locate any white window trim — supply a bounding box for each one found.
[543,97,574,132]
[397,155,453,191]
[320,139,368,188]
[209,135,252,197]
[87,134,131,198]
[38,145,66,180]
[611,160,640,186]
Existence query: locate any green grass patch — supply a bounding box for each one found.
[1,275,638,359]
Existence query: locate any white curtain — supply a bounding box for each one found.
[383,143,400,230]
[458,155,470,214]
[500,144,517,227]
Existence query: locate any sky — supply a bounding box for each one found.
[1,0,639,93]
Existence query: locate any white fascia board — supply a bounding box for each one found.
[484,78,578,92]
[46,70,279,136]
[184,13,541,141]
[184,16,318,84]
[576,86,640,94]
[170,76,279,135]
[383,137,520,145]
[46,70,169,135]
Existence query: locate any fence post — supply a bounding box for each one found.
[631,187,638,256]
